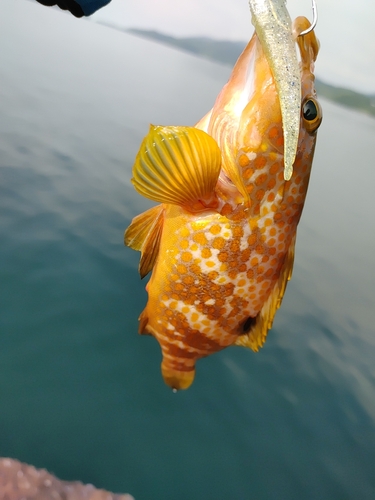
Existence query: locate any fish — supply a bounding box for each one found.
[124,11,322,391]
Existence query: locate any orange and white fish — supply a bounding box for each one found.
[125,12,322,390]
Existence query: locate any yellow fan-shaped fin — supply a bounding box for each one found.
[235,234,296,352]
[124,204,165,279]
[131,125,222,207]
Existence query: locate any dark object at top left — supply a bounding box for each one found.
[36,0,84,18]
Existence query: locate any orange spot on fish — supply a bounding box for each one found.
[228,269,237,279]
[256,189,265,201]
[248,233,257,246]
[212,237,226,250]
[239,154,250,167]
[264,218,272,227]
[221,203,233,216]
[233,226,244,238]
[209,225,221,235]
[181,252,192,262]
[180,227,190,237]
[193,233,208,245]
[247,269,254,279]
[201,248,212,258]
[218,251,229,263]
[243,167,254,180]
[230,240,240,252]
[255,173,268,186]
[270,163,279,175]
[254,156,267,170]
[269,126,279,139]
[267,192,276,202]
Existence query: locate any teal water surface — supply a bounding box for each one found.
[1,1,375,499]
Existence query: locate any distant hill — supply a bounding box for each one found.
[127,28,245,67]
[124,27,375,119]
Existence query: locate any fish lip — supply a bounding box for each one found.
[161,363,195,390]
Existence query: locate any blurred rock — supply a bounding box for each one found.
[0,458,135,500]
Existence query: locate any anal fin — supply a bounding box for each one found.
[124,204,164,279]
[235,234,296,352]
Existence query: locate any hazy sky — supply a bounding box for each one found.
[90,0,375,94]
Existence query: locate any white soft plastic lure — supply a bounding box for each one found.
[248,0,300,180]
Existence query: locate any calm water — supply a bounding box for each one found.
[1,2,375,499]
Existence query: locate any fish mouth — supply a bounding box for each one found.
[161,363,195,391]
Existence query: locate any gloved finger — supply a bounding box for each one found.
[35,0,84,17]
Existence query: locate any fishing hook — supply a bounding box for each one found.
[299,0,318,36]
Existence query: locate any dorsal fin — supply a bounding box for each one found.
[124,204,165,279]
[131,125,221,207]
[235,234,296,351]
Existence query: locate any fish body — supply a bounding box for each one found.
[125,15,322,390]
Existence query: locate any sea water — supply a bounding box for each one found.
[1,1,375,499]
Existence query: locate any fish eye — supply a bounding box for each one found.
[302,97,322,133]
[303,100,317,120]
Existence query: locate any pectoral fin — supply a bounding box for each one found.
[131,125,221,208]
[235,234,296,351]
[124,204,165,279]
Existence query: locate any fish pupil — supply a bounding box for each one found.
[303,100,318,121]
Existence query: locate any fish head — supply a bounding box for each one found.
[197,16,322,206]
